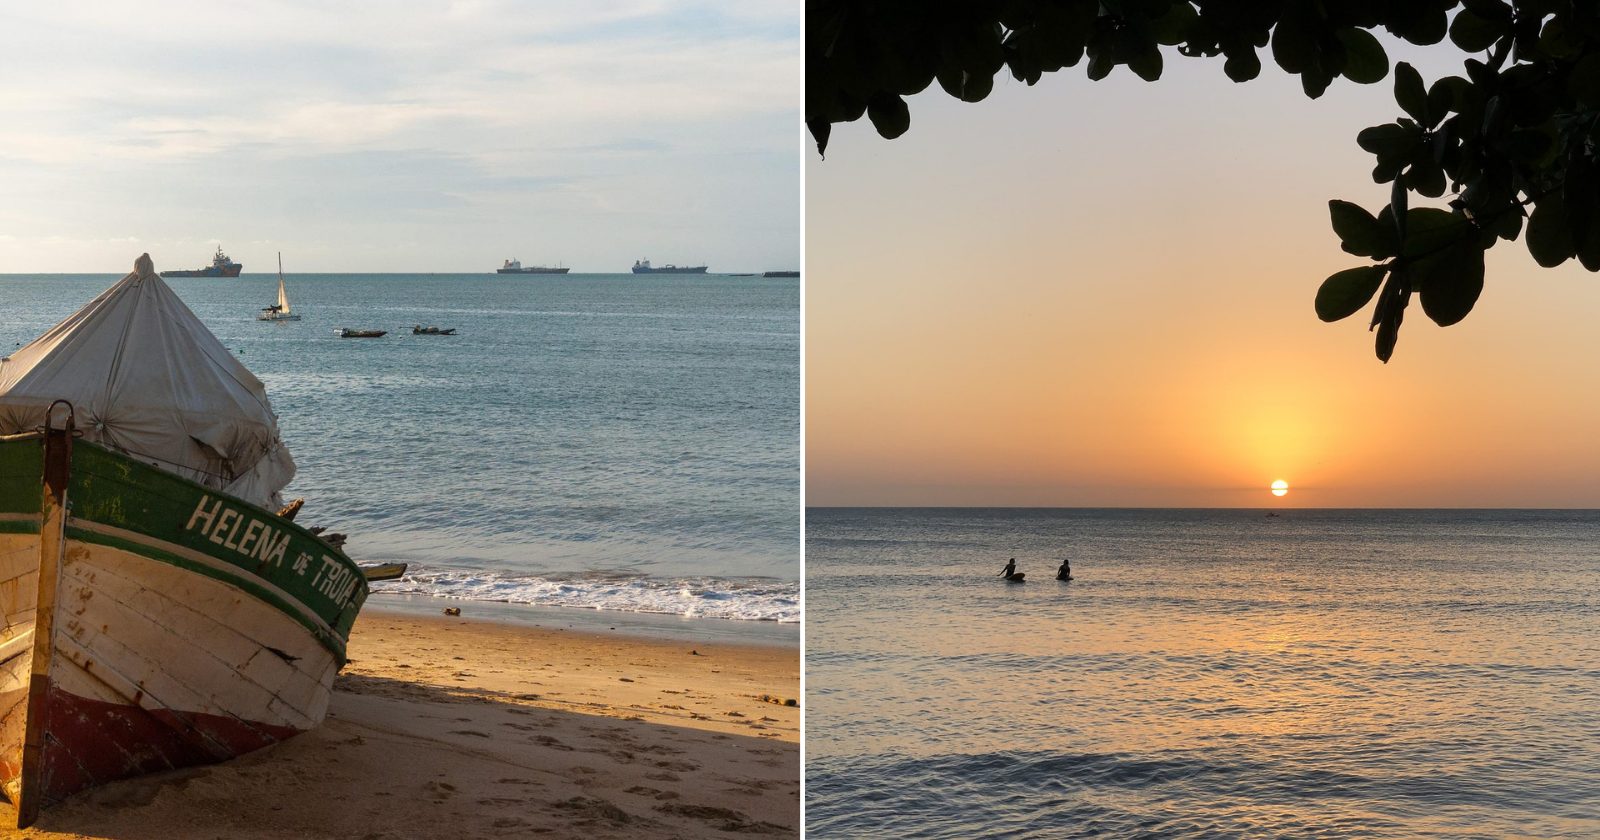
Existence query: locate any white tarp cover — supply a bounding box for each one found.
[0,254,295,509]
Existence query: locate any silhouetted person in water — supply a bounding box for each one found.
[999,558,1016,578]
[1056,559,1072,581]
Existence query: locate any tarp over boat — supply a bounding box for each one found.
[0,254,295,507]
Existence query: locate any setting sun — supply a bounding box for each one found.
[1271,480,1289,497]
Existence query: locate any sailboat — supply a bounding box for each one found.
[257,252,301,321]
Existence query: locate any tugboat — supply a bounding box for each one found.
[161,245,243,277]
[496,259,570,274]
[631,259,708,275]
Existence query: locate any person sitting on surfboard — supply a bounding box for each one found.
[1056,559,1072,581]
[999,558,1017,578]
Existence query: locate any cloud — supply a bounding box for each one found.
[0,1,798,271]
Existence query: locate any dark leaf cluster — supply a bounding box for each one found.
[807,1,1600,362]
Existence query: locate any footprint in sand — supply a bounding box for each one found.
[652,760,699,772]
[533,735,575,751]
[655,803,789,835]
[550,796,636,826]
[625,786,681,801]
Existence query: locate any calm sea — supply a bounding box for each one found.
[1,272,798,634]
[807,508,1600,838]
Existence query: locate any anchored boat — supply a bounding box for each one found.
[0,255,372,825]
[631,259,708,274]
[258,253,301,321]
[496,259,569,274]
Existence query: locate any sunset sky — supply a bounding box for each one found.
[0,2,797,273]
[807,42,1600,508]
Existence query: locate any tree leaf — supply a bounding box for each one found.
[1316,265,1388,322]
[1394,62,1427,122]
[1329,200,1397,257]
[1372,272,1409,363]
[1416,242,1486,326]
[1086,45,1115,81]
[958,69,994,102]
[1449,9,1503,53]
[1526,193,1574,267]
[1127,45,1163,82]
[1571,54,1600,109]
[807,120,831,158]
[1223,46,1262,82]
[1389,181,1409,242]
[1428,76,1471,119]
[1270,12,1315,75]
[1578,211,1600,271]
[1407,159,1447,198]
[1335,28,1388,84]
[1400,207,1466,259]
[1357,122,1417,159]
[867,93,911,140]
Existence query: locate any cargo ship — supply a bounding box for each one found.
[496,259,570,274]
[632,259,708,274]
[160,245,243,277]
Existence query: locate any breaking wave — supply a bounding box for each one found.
[370,566,799,623]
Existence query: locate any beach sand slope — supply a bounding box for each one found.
[2,612,799,838]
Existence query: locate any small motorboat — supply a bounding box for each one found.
[336,328,387,338]
[412,325,457,335]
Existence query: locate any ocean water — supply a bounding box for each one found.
[806,508,1600,838]
[0,272,798,628]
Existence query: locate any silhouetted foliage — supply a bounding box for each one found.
[807,1,1600,362]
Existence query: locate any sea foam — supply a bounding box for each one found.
[371,565,799,623]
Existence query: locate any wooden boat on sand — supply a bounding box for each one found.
[0,254,377,825]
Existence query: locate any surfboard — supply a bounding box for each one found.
[1005,573,1026,582]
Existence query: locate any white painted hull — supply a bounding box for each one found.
[0,432,367,825]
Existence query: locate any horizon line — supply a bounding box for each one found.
[805,505,1600,512]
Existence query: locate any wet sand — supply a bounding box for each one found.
[4,610,800,838]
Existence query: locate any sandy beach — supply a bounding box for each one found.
[3,608,799,839]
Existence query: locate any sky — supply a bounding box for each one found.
[807,38,1600,508]
[0,1,799,273]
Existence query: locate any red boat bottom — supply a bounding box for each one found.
[21,684,302,806]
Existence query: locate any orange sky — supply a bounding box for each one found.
[806,45,1600,508]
